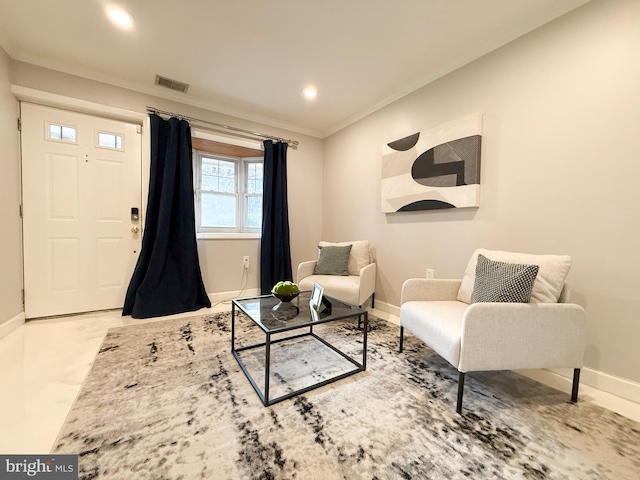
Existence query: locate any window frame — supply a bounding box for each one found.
[194,151,263,239]
[95,130,124,151]
[45,121,78,144]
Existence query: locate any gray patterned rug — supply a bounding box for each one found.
[53,312,640,479]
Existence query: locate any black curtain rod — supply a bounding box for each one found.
[146,107,299,147]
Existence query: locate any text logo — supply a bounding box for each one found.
[0,455,78,479]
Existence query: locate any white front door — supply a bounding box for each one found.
[21,103,142,318]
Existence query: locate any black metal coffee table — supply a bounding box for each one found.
[231,291,368,406]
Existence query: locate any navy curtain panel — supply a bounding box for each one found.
[123,114,211,318]
[260,140,293,294]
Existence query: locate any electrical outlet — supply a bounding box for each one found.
[425,268,434,279]
[243,256,250,269]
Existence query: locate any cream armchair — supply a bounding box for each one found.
[297,240,376,309]
[399,249,586,414]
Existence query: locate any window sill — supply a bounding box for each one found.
[196,232,261,240]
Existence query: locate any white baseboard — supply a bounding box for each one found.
[0,311,26,339]
[371,299,640,413]
[208,288,261,305]
[518,366,640,406]
[371,299,400,322]
[580,367,640,404]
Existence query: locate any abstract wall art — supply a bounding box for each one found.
[381,113,482,212]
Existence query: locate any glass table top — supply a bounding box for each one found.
[232,291,365,334]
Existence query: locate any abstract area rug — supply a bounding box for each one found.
[53,312,640,479]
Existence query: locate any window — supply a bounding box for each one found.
[47,122,77,143]
[245,161,263,229]
[195,152,263,236]
[97,131,123,150]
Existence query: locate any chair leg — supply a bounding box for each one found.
[456,372,466,415]
[399,326,404,352]
[571,368,581,403]
[357,316,371,331]
[371,293,375,309]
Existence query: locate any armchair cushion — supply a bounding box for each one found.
[314,244,352,275]
[457,248,572,304]
[318,240,371,276]
[299,274,362,306]
[470,254,539,303]
[401,300,468,367]
[298,260,376,307]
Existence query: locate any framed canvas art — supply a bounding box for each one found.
[381,113,482,212]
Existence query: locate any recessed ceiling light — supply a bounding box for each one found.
[302,87,318,100]
[107,7,133,28]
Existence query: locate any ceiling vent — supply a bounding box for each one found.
[155,75,189,93]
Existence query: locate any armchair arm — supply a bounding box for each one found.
[459,302,586,372]
[400,279,462,304]
[358,262,377,305]
[296,260,317,284]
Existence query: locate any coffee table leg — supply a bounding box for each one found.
[264,333,271,406]
[231,304,235,352]
[363,312,368,370]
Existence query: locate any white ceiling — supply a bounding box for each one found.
[0,0,589,138]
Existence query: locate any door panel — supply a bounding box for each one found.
[96,238,123,288]
[50,238,79,291]
[21,103,142,318]
[49,153,79,219]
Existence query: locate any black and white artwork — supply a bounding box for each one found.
[381,113,482,212]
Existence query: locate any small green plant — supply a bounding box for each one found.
[272,281,299,295]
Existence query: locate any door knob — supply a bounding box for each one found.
[131,226,140,234]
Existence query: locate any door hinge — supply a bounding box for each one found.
[136,124,142,134]
[19,204,23,217]
[17,118,21,131]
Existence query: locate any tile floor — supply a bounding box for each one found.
[1,305,638,455]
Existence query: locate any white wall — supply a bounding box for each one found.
[0,46,23,329]
[9,61,324,301]
[322,0,640,383]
